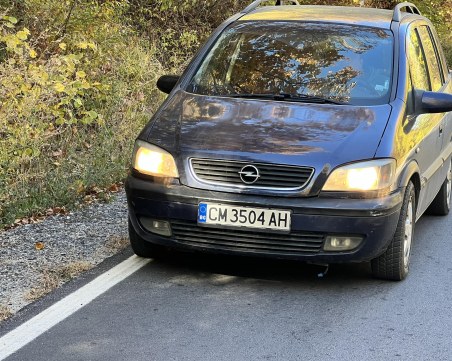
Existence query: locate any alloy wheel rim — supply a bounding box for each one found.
[447,161,452,210]
[403,196,414,268]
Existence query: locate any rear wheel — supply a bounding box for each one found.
[371,181,416,281]
[128,218,164,258]
[427,160,452,216]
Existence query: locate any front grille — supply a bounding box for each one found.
[171,220,324,255]
[190,159,314,190]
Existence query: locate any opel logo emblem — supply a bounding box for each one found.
[239,165,261,184]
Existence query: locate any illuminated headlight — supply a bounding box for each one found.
[323,159,396,192]
[132,140,179,178]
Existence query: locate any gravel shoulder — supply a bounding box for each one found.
[0,191,129,321]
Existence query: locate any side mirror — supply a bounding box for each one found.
[419,90,452,114]
[156,75,180,94]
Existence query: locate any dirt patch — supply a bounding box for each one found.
[24,262,93,302]
[105,236,130,253]
[0,304,13,322]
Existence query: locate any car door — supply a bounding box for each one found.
[416,25,451,207]
[405,24,445,216]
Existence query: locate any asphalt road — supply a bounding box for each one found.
[3,212,452,361]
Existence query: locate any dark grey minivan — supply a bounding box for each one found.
[126,1,452,280]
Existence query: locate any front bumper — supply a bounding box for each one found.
[126,175,404,263]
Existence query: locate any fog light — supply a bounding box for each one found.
[324,236,362,252]
[140,218,172,237]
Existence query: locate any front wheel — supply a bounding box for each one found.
[371,181,416,281]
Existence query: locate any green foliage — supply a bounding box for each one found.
[0,0,450,227]
[124,0,249,69]
[0,0,164,227]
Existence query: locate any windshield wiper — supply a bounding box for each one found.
[221,93,346,105]
[222,93,280,100]
[278,93,346,105]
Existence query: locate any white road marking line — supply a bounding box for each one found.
[0,255,151,360]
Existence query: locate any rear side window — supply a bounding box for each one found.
[427,25,449,77]
[417,26,443,91]
[407,29,430,91]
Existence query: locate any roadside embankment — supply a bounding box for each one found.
[0,192,129,321]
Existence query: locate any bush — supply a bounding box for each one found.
[0,1,164,227]
[123,0,250,69]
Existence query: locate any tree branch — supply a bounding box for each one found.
[61,0,77,37]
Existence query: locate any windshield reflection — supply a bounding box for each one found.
[188,22,393,106]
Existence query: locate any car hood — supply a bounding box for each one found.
[146,91,392,192]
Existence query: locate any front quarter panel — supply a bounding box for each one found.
[377,20,452,219]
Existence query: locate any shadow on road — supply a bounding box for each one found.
[143,249,375,287]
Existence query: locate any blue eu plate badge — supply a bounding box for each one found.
[198,203,208,223]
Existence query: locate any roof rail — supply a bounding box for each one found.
[392,2,422,22]
[241,0,300,14]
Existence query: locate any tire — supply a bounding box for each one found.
[427,160,452,216]
[128,218,164,258]
[371,181,416,281]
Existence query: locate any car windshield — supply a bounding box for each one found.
[187,22,394,106]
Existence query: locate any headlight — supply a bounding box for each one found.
[132,140,179,178]
[322,159,396,192]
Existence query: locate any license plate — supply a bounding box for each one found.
[197,203,291,231]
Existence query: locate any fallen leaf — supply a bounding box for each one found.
[53,207,67,215]
[54,82,65,93]
[35,242,45,250]
[108,184,119,193]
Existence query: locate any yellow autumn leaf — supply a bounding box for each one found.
[5,35,20,49]
[77,42,88,49]
[54,83,65,93]
[76,70,86,79]
[55,117,65,125]
[59,43,67,50]
[20,83,31,92]
[3,15,18,24]
[16,29,30,41]
[29,49,37,58]
[80,81,91,89]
